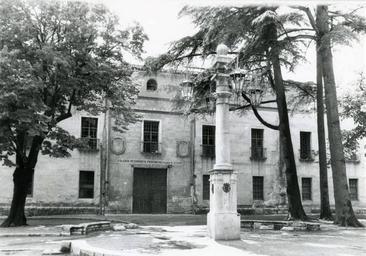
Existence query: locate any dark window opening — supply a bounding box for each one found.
[27,173,34,197]
[202,125,215,157]
[203,175,210,200]
[81,117,98,150]
[79,171,94,199]
[143,121,159,153]
[302,177,312,200]
[251,129,265,160]
[300,131,312,160]
[349,179,358,201]
[253,176,264,200]
[146,79,158,91]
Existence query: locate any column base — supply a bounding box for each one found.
[207,211,241,240]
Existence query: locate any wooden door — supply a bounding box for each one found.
[133,168,167,213]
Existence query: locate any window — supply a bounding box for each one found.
[251,129,265,160]
[253,176,264,200]
[143,120,159,153]
[349,179,358,201]
[300,131,312,160]
[202,125,215,157]
[203,175,210,200]
[27,173,34,197]
[302,178,312,200]
[146,79,157,91]
[79,171,94,199]
[81,117,98,150]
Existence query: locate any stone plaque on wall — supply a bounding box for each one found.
[111,137,126,155]
[176,141,190,157]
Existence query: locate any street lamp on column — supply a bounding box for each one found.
[179,44,265,241]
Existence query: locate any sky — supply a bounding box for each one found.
[83,0,366,90]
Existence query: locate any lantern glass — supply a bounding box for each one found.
[229,68,246,93]
[247,73,264,107]
[249,89,263,107]
[180,79,194,99]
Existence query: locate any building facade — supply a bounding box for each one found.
[0,70,365,215]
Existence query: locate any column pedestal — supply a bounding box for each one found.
[207,170,241,240]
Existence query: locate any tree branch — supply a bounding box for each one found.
[229,99,277,111]
[55,112,72,123]
[293,6,318,33]
[277,28,315,38]
[241,92,279,130]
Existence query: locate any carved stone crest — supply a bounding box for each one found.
[111,137,126,155]
[176,141,190,157]
[222,183,231,193]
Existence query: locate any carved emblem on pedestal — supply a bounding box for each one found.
[222,183,231,193]
[111,137,126,155]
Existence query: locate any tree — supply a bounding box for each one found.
[0,0,147,227]
[316,42,333,220]
[342,73,366,152]
[315,5,363,227]
[147,6,309,220]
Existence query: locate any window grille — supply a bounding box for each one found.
[27,173,34,197]
[202,125,215,157]
[79,171,94,199]
[300,132,312,160]
[302,177,312,200]
[253,176,264,200]
[143,121,159,153]
[251,129,265,160]
[349,179,358,201]
[81,117,98,150]
[203,175,210,200]
[146,79,157,91]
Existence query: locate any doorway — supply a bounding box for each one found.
[133,168,167,213]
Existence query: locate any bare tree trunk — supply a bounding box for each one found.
[316,6,362,227]
[267,23,308,220]
[316,41,333,220]
[271,57,308,220]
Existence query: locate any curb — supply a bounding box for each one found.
[0,232,68,237]
[71,240,124,256]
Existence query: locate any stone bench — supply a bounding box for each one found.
[69,221,111,235]
[241,220,320,231]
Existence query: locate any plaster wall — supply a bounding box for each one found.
[0,70,365,214]
[0,109,103,207]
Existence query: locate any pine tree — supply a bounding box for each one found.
[147,6,310,220]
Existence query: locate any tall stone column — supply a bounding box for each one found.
[207,44,241,240]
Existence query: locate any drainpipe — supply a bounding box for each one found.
[105,99,111,210]
[190,117,197,213]
[99,98,111,215]
[99,100,107,215]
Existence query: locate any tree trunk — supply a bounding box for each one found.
[1,135,43,227]
[267,23,308,220]
[272,57,308,220]
[1,167,33,227]
[316,6,362,227]
[316,40,333,220]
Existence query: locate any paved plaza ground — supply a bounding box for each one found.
[0,214,365,256]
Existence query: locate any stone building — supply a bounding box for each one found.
[0,70,365,215]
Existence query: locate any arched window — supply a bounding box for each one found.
[146,79,157,91]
